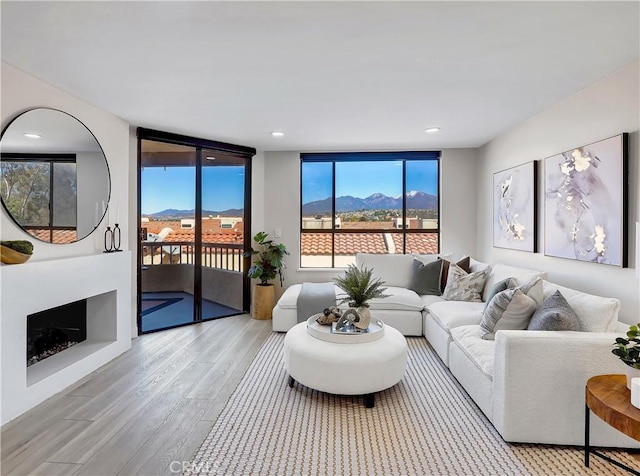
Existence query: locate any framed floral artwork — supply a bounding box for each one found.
[493,161,537,252]
[544,133,628,267]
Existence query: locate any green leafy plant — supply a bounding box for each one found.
[1,240,34,255]
[612,323,640,369]
[334,264,389,308]
[244,232,289,286]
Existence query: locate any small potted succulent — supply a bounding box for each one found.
[0,240,34,264]
[333,264,388,330]
[612,323,640,388]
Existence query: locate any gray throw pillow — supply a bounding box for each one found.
[527,290,580,331]
[483,277,516,310]
[409,259,443,295]
[480,288,537,340]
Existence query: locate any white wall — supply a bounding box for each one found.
[1,63,130,259]
[477,60,640,324]
[259,148,479,295]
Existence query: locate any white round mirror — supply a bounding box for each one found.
[0,108,111,244]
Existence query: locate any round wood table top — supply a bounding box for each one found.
[586,374,640,441]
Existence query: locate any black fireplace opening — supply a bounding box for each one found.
[27,299,87,367]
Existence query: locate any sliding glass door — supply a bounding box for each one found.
[137,130,254,334]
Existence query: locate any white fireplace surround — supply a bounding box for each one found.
[1,252,132,425]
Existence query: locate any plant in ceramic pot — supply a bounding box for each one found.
[612,323,640,388]
[244,232,289,319]
[334,264,388,330]
[0,240,34,264]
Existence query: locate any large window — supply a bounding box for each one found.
[0,154,77,243]
[300,151,440,268]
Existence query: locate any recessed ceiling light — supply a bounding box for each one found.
[23,133,42,139]
[271,131,284,137]
[206,156,216,160]
[424,127,440,133]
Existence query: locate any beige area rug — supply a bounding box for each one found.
[187,333,637,475]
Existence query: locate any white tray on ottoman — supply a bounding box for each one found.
[283,320,408,407]
[306,314,385,344]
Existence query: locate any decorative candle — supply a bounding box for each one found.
[632,377,640,409]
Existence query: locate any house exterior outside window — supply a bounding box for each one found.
[300,151,440,268]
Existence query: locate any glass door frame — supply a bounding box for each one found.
[136,127,255,334]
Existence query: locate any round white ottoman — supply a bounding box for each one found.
[283,321,408,407]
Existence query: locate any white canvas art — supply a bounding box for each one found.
[493,162,537,252]
[544,134,627,267]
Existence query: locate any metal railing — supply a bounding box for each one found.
[142,241,244,272]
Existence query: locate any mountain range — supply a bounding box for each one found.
[302,191,437,215]
[148,208,244,218]
[147,191,437,218]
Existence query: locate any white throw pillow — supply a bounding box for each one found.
[480,288,537,340]
[516,277,544,307]
[442,265,490,302]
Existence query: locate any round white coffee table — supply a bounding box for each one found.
[283,320,408,407]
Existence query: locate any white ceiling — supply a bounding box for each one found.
[1,1,638,152]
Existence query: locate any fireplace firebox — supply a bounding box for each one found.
[27,299,87,367]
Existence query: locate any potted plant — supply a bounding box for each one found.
[0,240,34,264]
[612,323,640,389]
[334,264,388,330]
[244,232,289,320]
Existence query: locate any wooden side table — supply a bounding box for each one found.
[585,374,640,475]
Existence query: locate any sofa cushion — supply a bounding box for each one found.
[412,252,452,264]
[482,264,547,302]
[420,294,446,307]
[542,281,618,332]
[356,253,415,288]
[528,290,580,331]
[363,286,425,312]
[469,258,491,273]
[480,289,537,340]
[450,325,496,380]
[440,256,471,292]
[409,259,443,295]
[427,301,484,330]
[443,265,490,302]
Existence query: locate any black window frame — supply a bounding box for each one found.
[1,152,78,243]
[300,151,440,268]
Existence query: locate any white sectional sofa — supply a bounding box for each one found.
[272,253,638,448]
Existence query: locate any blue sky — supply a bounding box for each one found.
[142,166,245,214]
[302,160,438,204]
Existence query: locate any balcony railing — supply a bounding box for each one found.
[142,241,244,272]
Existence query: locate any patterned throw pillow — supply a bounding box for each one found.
[483,277,516,309]
[527,290,580,331]
[480,288,538,340]
[516,277,544,307]
[439,256,471,292]
[442,265,490,302]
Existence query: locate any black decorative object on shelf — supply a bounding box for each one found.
[113,223,122,251]
[103,226,114,253]
[103,224,123,253]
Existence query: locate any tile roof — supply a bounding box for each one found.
[27,229,78,244]
[392,233,439,254]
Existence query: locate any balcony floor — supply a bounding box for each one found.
[141,291,241,332]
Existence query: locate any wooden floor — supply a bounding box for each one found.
[1,314,272,476]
